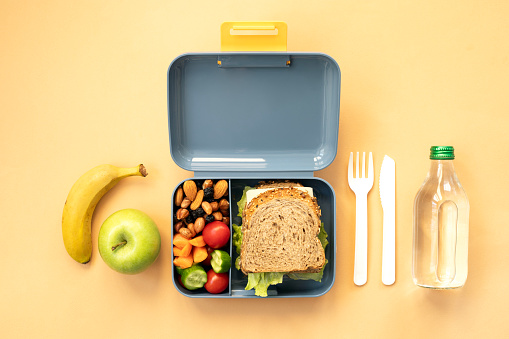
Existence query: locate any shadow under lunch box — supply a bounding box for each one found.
[168,22,341,298]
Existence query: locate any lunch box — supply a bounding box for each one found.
[168,22,341,298]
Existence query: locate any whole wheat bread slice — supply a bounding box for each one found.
[240,187,325,274]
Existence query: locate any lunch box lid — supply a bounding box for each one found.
[167,26,341,175]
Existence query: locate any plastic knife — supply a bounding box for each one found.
[379,155,396,285]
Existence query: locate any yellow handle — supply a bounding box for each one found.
[221,21,287,51]
[232,25,276,30]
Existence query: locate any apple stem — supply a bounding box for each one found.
[111,241,127,251]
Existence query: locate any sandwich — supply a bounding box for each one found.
[233,181,328,296]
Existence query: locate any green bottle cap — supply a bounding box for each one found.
[430,146,455,160]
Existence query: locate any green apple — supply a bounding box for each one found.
[98,208,161,274]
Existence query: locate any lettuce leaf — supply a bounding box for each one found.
[232,224,243,270]
[245,272,285,297]
[236,186,254,217]
[232,224,243,255]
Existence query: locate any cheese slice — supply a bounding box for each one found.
[245,187,314,206]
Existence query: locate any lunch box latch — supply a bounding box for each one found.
[220,21,287,52]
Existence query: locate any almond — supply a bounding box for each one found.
[201,201,212,215]
[183,180,197,201]
[174,187,184,206]
[213,180,228,199]
[190,190,204,210]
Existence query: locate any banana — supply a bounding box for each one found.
[62,164,148,264]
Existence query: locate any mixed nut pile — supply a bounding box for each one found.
[174,179,230,239]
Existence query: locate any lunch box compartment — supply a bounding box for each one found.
[229,178,335,297]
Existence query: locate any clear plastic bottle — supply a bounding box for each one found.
[412,146,469,288]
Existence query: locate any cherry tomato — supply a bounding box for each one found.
[202,221,230,249]
[201,246,215,266]
[204,269,229,294]
[177,275,186,289]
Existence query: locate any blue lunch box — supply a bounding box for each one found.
[168,33,341,298]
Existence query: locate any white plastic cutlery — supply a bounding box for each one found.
[348,152,374,286]
[379,155,396,285]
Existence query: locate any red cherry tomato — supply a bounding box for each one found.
[204,269,229,294]
[201,246,215,266]
[177,275,186,289]
[202,221,230,249]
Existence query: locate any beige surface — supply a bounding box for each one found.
[1,1,508,338]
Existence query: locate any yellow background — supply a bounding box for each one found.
[1,1,508,338]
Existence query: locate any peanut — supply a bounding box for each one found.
[188,223,196,237]
[179,227,192,239]
[194,217,205,233]
[202,179,213,189]
[181,197,191,209]
[202,201,212,215]
[176,208,189,220]
[219,198,229,210]
[213,211,223,221]
[174,221,184,233]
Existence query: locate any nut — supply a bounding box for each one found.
[176,208,189,220]
[183,180,197,201]
[220,208,229,217]
[222,217,230,225]
[188,223,196,237]
[201,201,213,215]
[181,197,191,209]
[213,180,228,199]
[174,187,184,206]
[213,211,223,221]
[210,201,219,212]
[174,221,184,233]
[190,189,204,210]
[194,217,205,233]
[202,179,214,189]
[218,198,229,210]
[179,227,193,239]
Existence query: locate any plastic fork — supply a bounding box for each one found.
[348,152,374,286]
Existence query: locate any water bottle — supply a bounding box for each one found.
[412,146,469,288]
